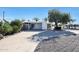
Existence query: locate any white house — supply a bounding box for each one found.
[22,20,65,31]
[22,20,52,31]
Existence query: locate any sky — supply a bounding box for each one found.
[0,7,79,24]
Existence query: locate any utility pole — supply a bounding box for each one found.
[3,11,5,21]
[2,11,5,26]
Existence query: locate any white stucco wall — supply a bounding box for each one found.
[42,21,47,30]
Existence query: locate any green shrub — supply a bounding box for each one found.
[2,23,13,35]
[10,20,22,33]
[12,25,19,33]
[0,19,22,35]
[0,21,3,33]
[11,20,22,28]
[0,21,3,26]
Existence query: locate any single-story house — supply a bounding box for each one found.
[65,24,79,30]
[22,21,53,31]
[22,20,65,31]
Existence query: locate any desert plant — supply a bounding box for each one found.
[0,19,23,36]
[0,21,4,39]
[0,21,3,33]
[12,25,19,33]
[10,19,22,33]
[10,19,22,28]
[0,21,3,26]
[2,23,13,35]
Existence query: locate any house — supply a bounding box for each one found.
[22,20,63,31]
[22,20,53,31]
[65,24,79,30]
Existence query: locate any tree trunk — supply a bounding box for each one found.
[54,21,61,30]
[55,21,58,27]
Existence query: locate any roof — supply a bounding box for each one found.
[23,21,42,24]
[23,20,57,24]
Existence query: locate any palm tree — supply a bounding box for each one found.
[33,17,40,30]
[44,17,48,22]
[33,17,39,22]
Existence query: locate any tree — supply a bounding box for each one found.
[33,17,39,22]
[48,9,74,30]
[48,9,62,28]
[61,13,73,24]
[60,13,74,29]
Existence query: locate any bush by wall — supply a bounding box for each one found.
[10,20,22,33]
[0,19,22,36]
[2,23,13,35]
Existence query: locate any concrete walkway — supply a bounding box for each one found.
[0,31,41,52]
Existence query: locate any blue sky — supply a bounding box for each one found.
[0,7,79,24]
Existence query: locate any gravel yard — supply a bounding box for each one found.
[34,30,79,52]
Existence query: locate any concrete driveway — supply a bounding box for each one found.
[0,31,41,52]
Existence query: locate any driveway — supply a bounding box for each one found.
[0,31,41,52]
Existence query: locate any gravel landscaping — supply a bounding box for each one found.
[34,34,79,52]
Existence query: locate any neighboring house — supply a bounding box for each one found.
[65,24,79,30]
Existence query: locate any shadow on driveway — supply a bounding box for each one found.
[31,30,77,41]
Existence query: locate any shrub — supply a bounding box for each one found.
[10,20,22,33]
[2,23,13,35]
[0,22,3,33]
[0,19,22,36]
[12,25,19,33]
[11,20,22,28]
[0,21,3,26]
[0,22,4,39]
